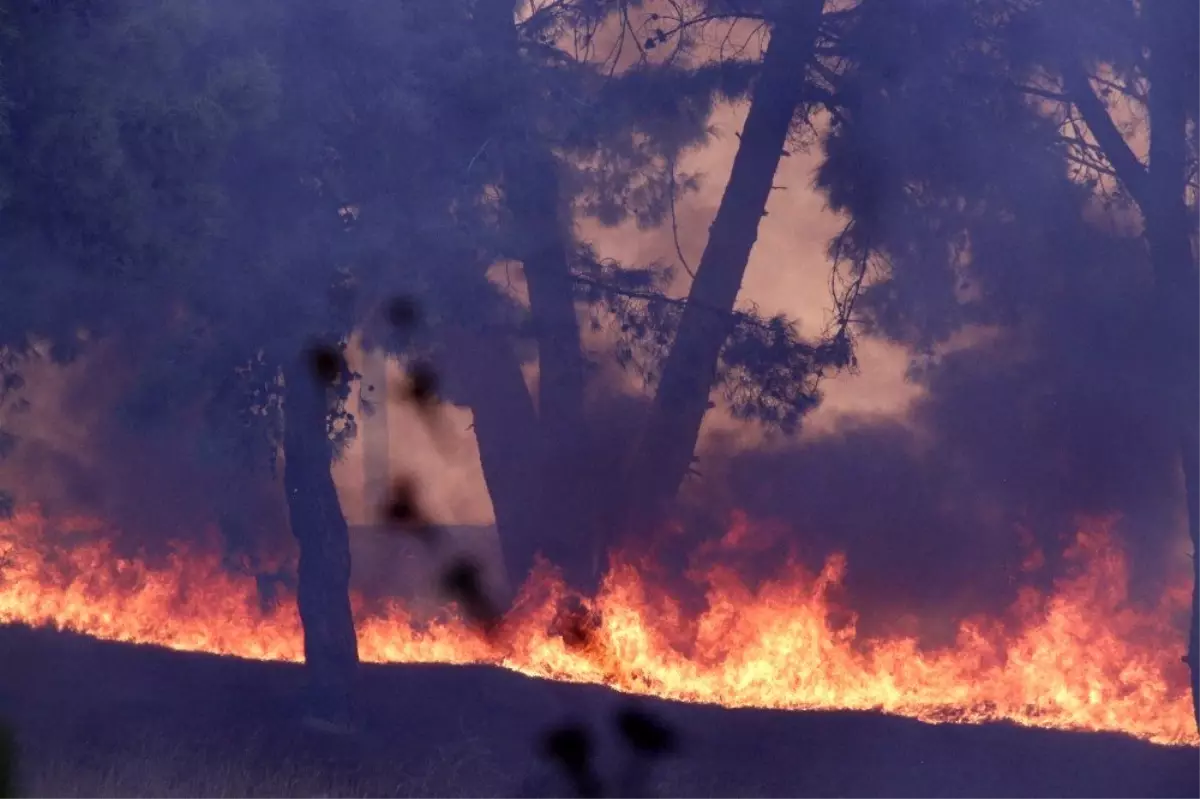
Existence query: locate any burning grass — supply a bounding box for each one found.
[21,730,511,798]
[0,508,1194,747]
[25,737,403,799]
[0,625,1195,798]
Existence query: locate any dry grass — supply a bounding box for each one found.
[14,724,691,798]
[0,625,1195,798]
[21,743,506,796]
[18,725,514,798]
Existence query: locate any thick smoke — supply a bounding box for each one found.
[684,175,1187,644]
[660,0,1193,643]
[0,0,1191,649]
[696,336,1184,643]
[0,341,292,566]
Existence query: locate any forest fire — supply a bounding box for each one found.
[0,507,1194,748]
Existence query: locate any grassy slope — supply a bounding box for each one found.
[0,624,1194,797]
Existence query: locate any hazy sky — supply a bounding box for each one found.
[332,99,923,528]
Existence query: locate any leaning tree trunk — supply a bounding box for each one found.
[282,355,359,726]
[1144,0,1200,729]
[623,1,826,522]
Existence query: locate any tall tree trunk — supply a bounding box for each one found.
[282,356,358,726]
[442,323,546,600]
[507,146,600,592]
[472,0,586,435]
[1071,4,1200,731]
[623,1,825,521]
[1144,0,1200,729]
[508,148,588,448]
[474,0,597,593]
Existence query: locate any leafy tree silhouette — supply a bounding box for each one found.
[423,0,844,600]
[811,0,1198,731]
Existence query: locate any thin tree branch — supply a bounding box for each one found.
[1060,61,1152,210]
[666,153,695,279]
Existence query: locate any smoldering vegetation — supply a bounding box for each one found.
[0,0,1195,796]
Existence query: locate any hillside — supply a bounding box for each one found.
[0,624,1194,797]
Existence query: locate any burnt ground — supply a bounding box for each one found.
[0,623,1194,797]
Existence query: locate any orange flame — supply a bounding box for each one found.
[0,508,1194,747]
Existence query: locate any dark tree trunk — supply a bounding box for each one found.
[473,0,598,594]
[509,147,602,594]
[623,2,825,521]
[282,356,358,726]
[508,146,587,447]
[1144,0,1200,729]
[443,324,546,600]
[1054,31,1200,728]
[474,1,587,433]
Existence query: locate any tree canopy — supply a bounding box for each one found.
[0,0,1195,732]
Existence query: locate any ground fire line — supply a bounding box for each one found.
[0,507,1194,747]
